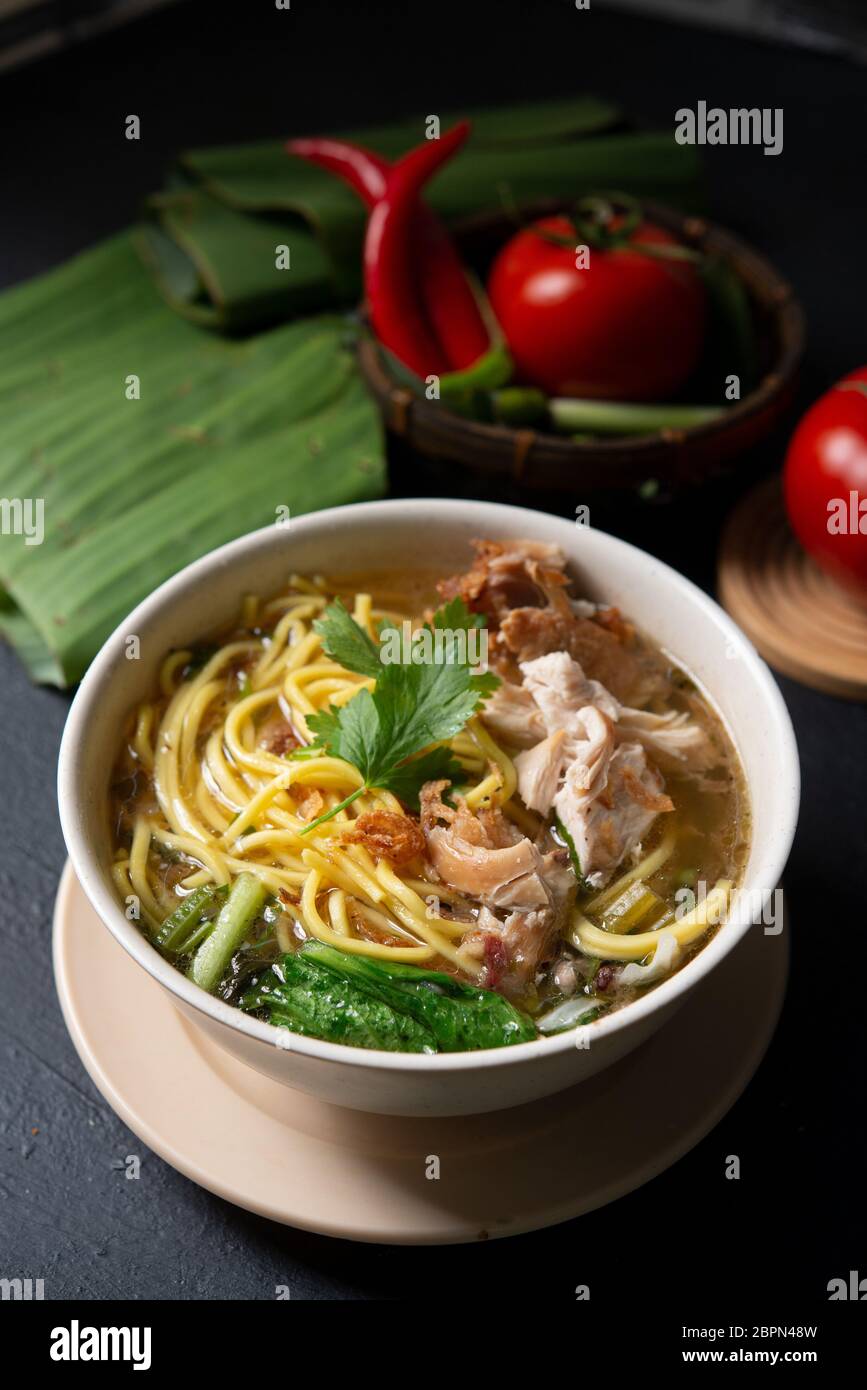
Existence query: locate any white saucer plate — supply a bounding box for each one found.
[53,863,787,1244]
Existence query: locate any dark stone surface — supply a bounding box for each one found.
[0,0,864,1301]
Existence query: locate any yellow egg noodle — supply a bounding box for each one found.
[112,577,731,979]
[114,583,508,976]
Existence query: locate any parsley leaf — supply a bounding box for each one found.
[298,596,498,831]
[432,596,487,633]
[380,747,463,806]
[427,597,500,701]
[313,599,381,678]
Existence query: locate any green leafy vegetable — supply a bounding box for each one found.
[155,883,228,954]
[298,596,498,831]
[368,747,462,808]
[313,598,381,678]
[243,943,535,1052]
[174,918,216,957]
[299,941,535,1051]
[241,951,437,1052]
[188,873,269,994]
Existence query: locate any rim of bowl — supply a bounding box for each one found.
[58,498,800,1073]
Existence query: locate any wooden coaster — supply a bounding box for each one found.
[718,477,867,700]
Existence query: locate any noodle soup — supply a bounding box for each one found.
[109,539,748,1054]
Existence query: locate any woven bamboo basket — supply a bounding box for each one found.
[357,200,805,493]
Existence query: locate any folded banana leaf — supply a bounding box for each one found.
[0,235,384,686]
[138,97,703,329]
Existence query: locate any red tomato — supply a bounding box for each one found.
[487,215,706,401]
[783,367,867,598]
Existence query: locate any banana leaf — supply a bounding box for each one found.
[0,235,384,686]
[139,98,702,329]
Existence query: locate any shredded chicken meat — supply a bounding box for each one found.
[438,537,656,703]
[415,538,721,990]
[419,781,576,997]
[481,680,546,749]
[498,650,683,886]
[557,742,673,886]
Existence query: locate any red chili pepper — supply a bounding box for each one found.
[287,137,389,205]
[412,206,490,371]
[286,129,490,372]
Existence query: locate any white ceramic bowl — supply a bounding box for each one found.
[57,499,799,1117]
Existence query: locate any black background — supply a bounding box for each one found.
[0,0,865,1305]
